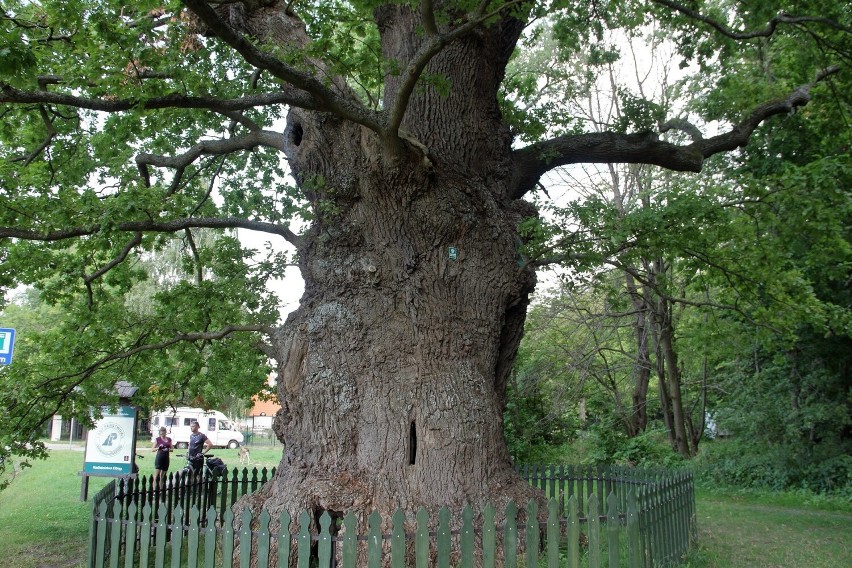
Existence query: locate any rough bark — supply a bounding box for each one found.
[226,3,542,562]
[0,2,841,555]
[158,0,837,558]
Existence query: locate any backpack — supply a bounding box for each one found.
[206,457,226,476]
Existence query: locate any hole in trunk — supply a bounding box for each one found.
[408,421,417,465]
[290,122,303,147]
[312,506,344,564]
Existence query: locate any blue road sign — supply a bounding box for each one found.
[0,328,15,366]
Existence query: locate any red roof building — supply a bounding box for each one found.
[246,397,281,431]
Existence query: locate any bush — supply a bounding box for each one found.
[694,438,852,495]
[509,443,573,466]
[559,419,684,468]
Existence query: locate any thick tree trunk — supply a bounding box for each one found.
[240,135,540,563]
[232,4,541,562]
[257,162,539,511]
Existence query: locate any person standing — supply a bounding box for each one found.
[151,427,172,491]
[188,420,213,473]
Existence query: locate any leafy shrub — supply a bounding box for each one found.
[575,418,684,467]
[695,438,852,495]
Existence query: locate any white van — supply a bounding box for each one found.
[149,407,244,449]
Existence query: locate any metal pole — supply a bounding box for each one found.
[69,401,76,448]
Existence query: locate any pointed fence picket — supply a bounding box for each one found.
[89,465,695,568]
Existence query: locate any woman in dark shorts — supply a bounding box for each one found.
[151,427,172,490]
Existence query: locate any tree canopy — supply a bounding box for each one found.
[1,0,849,510]
[502,1,850,486]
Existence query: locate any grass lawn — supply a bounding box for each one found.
[681,487,852,568]
[0,449,107,568]
[0,443,283,568]
[1,447,849,567]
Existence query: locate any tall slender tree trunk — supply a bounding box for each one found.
[650,309,675,449]
[613,166,651,439]
[687,343,710,454]
[625,272,652,436]
[652,289,691,457]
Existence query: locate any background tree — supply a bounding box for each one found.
[1,0,848,534]
[0,228,272,455]
[508,0,850,483]
[513,28,709,457]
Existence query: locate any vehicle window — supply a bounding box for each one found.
[184,418,193,426]
[165,417,178,427]
[219,420,230,430]
[151,417,159,427]
[208,418,216,431]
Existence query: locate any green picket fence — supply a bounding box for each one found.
[89,466,695,567]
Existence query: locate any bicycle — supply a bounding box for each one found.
[177,453,227,480]
[172,453,229,518]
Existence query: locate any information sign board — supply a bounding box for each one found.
[83,406,138,476]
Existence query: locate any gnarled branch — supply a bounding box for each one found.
[182,0,384,133]
[659,118,703,142]
[135,129,286,190]
[10,105,56,166]
[510,131,703,199]
[510,66,840,199]
[690,66,841,159]
[0,83,318,114]
[34,324,275,391]
[0,216,304,249]
[651,0,852,40]
[82,231,144,307]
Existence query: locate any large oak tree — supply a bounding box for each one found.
[1,0,848,533]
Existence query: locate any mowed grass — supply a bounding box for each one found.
[0,449,108,568]
[1,446,849,567]
[0,443,283,568]
[681,488,852,568]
